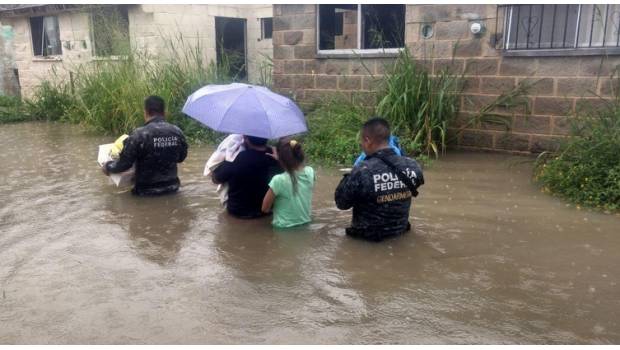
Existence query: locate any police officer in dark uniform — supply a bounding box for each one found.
[335,117,424,242]
[103,96,188,196]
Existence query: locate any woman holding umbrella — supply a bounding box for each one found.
[183,83,309,219]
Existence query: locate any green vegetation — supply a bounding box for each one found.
[376,49,463,158]
[23,32,231,143]
[535,88,620,211]
[304,49,462,164]
[304,96,373,165]
[0,95,28,123]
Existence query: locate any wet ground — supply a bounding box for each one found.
[0,122,619,344]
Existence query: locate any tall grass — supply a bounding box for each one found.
[535,72,620,211]
[26,27,232,142]
[376,49,463,158]
[0,94,29,123]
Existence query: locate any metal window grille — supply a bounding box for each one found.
[495,4,620,52]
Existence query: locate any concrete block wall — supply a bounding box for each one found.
[272,4,620,154]
[272,4,387,109]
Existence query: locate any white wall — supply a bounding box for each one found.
[3,4,274,96]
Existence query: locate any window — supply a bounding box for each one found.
[261,17,273,40]
[318,4,405,53]
[29,16,62,57]
[91,5,130,57]
[499,4,620,54]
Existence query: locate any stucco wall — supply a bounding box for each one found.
[2,4,273,97]
[272,4,620,154]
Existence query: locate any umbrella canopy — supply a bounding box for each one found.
[182,83,307,139]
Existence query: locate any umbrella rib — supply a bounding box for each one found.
[253,91,277,138]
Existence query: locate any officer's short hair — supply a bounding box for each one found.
[246,135,268,146]
[144,96,165,116]
[362,117,390,143]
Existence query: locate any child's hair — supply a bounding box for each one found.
[277,138,305,193]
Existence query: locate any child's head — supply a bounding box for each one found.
[277,138,305,192]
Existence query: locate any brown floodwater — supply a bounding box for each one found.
[0,122,619,344]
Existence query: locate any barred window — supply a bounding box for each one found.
[498,4,620,54]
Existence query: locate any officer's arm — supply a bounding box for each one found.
[335,170,363,210]
[178,133,188,163]
[105,132,139,174]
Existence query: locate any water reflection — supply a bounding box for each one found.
[104,192,194,265]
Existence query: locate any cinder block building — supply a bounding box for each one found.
[0,4,274,96]
[272,4,620,153]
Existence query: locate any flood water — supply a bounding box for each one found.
[1,122,619,344]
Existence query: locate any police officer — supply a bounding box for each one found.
[335,117,424,241]
[103,96,188,196]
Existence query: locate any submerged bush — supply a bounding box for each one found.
[376,49,463,158]
[535,79,620,211]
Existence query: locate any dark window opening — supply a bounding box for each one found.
[319,4,358,50]
[29,16,62,56]
[319,4,405,51]
[261,17,273,40]
[91,5,130,57]
[216,17,247,80]
[362,5,405,49]
[334,12,344,36]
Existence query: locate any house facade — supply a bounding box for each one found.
[272,4,620,153]
[0,4,273,97]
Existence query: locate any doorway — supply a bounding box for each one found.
[215,16,247,80]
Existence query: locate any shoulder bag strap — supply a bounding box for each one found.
[374,154,420,198]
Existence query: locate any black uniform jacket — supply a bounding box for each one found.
[335,148,424,241]
[105,116,188,196]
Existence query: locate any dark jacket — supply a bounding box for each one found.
[105,116,188,196]
[335,148,424,241]
[212,148,281,219]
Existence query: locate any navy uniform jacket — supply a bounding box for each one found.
[105,116,188,196]
[335,148,424,241]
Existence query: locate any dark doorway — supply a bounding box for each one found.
[215,17,247,80]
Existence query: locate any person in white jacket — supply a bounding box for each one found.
[204,134,245,205]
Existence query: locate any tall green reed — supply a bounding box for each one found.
[376,49,463,158]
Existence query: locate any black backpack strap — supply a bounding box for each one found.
[374,154,420,198]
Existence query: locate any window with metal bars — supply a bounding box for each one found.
[495,4,620,55]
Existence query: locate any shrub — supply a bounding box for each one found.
[376,49,463,158]
[0,95,29,123]
[535,80,620,211]
[303,95,373,165]
[24,80,73,121]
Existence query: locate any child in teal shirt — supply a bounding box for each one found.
[262,138,314,228]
